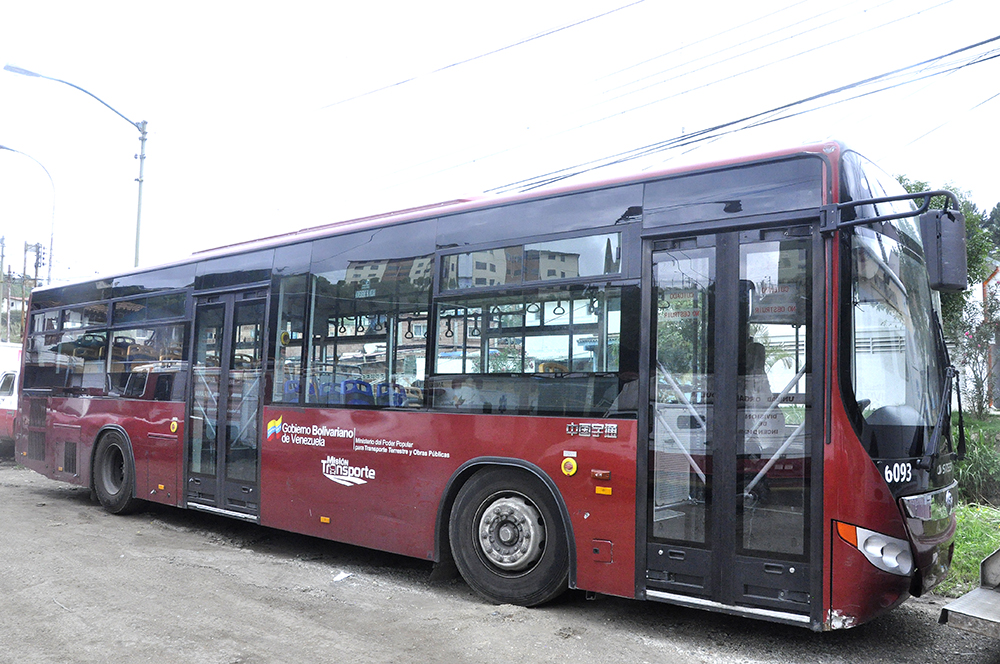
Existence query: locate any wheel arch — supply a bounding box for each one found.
[434,456,577,589]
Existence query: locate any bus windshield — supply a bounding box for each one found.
[846,171,950,471]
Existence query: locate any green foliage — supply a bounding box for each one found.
[953,285,1000,419]
[984,202,1000,248]
[954,415,1000,503]
[941,415,1000,597]
[655,300,702,372]
[936,503,1000,597]
[489,345,524,372]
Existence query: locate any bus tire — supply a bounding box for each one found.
[93,430,142,515]
[449,467,568,606]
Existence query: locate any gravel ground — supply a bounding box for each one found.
[0,456,997,664]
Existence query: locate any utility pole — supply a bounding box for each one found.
[18,242,45,338]
[5,65,146,267]
[6,267,11,342]
[32,242,44,285]
[21,242,29,337]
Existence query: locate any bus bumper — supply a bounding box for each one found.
[899,482,957,594]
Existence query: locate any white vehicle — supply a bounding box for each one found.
[0,341,21,446]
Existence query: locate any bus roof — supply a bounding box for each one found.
[38,140,843,294]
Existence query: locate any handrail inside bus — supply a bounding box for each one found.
[745,364,808,438]
[653,406,707,484]
[743,420,807,498]
[193,367,220,440]
[657,362,707,431]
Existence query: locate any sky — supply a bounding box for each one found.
[0,0,998,286]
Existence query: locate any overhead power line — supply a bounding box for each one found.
[599,0,814,82]
[490,34,1000,193]
[589,0,954,130]
[905,75,1000,145]
[398,0,954,194]
[319,1,646,109]
[602,0,886,96]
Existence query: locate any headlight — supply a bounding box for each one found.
[837,522,914,576]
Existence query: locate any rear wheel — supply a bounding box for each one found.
[449,467,568,606]
[93,431,141,514]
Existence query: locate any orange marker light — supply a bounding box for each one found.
[836,521,858,547]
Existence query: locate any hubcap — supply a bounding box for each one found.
[477,494,545,572]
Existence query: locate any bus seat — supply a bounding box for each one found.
[283,379,300,402]
[376,382,408,407]
[318,381,340,405]
[161,343,183,360]
[341,379,375,406]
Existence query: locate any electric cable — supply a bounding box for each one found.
[319,1,646,110]
[590,0,955,125]
[396,0,959,193]
[598,0,814,82]
[490,35,1000,192]
[603,0,889,96]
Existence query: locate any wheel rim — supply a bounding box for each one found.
[476,492,545,573]
[101,442,125,495]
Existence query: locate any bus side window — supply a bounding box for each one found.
[432,285,631,417]
[273,275,307,404]
[305,241,435,409]
[153,374,173,401]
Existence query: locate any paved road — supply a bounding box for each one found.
[0,458,996,664]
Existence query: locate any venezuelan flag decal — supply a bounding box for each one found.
[267,416,283,441]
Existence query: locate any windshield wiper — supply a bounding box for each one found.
[919,366,957,469]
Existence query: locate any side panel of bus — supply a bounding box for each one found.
[17,395,185,507]
[259,405,638,599]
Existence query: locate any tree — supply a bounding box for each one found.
[955,284,1000,419]
[984,202,1000,248]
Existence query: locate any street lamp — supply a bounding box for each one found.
[0,144,55,283]
[4,64,147,267]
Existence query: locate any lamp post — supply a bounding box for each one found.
[4,64,147,267]
[0,144,55,284]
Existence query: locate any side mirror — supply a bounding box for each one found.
[919,209,967,292]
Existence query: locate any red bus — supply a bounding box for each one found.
[15,141,967,630]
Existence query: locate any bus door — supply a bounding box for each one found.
[186,288,268,518]
[645,228,815,621]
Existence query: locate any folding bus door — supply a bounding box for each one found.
[644,227,816,624]
[187,288,268,518]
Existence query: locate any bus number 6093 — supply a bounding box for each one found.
[883,462,913,485]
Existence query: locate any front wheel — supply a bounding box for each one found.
[93,431,142,515]
[449,467,568,606]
